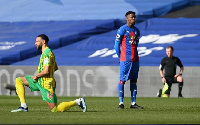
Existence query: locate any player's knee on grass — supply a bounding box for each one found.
[51,106,57,112]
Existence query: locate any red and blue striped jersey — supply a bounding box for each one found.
[114,24,140,62]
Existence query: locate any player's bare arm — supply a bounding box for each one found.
[179,67,184,75]
[174,67,184,77]
[32,66,50,80]
[159,70,166,83]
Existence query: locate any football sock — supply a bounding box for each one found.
[15,77,26,106]
[118,81,125,103]
[119,102,124,105]
[21,103,27,108]
[131,102,136,105]
[130,83,137,103]
[75,99,81,105]
[55,101,76,112]
[178,81,183,95]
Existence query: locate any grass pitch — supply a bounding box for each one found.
[0,95,199,124]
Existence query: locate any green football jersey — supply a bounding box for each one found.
[38,47,56,92]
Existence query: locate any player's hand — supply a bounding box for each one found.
[174,74,179,77]
[162,77,166,84]
[32,75,37,80]
[32,75,38,83]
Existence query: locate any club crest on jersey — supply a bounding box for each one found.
[47,92,54,100]
[129,31,136,44]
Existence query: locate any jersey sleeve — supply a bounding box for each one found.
[135,27,140,47]
[159,58,165,70]
[114,27,125,59]
[43,53,50,66]
[176,57,183,68]
[135,27,140,40]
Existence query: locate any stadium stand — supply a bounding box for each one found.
[0,19,121,65]
[0,0,196,22]
[12,18,200,66]
[162,4,200,18]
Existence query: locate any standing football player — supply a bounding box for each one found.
[11,34,87,112]
[158,46,184,98]
[114,11,143,109]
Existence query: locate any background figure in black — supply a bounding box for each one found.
[157,46,184,98]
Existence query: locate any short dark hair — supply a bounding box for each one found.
[37,34,49,43]
[125,11,135,17]
[166,46,174,52]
